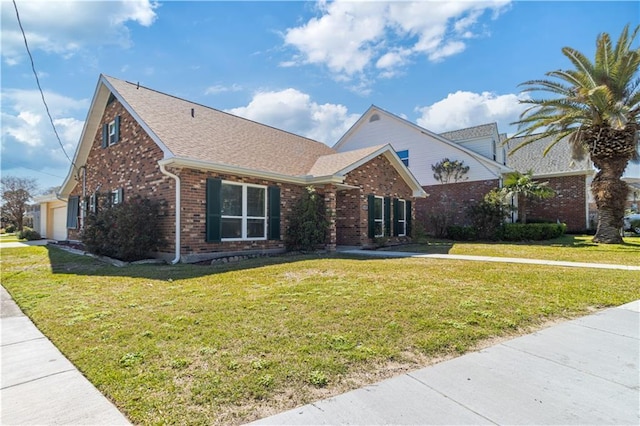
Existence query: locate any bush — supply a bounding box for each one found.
[446,225,477,241]
[81,196,163,262]
[467,189,512,240]
[285,187,329,252]
[502,223,566,241]
[411,221,428,243]
[17,226,41,240]
[5,224,16,233]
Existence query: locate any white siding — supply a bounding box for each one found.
[337,114,502,186]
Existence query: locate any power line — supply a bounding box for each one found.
[11,0,76,168]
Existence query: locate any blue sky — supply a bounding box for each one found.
[1,0,637,193]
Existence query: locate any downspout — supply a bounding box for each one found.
[159,163,181,264]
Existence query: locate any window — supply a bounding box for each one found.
[373,196,384,237]
[396,199,407,236]
[369,113,380,122]
[108,121,117,145]
[67,196,79,229]
[220,182,266,240]
[368,195,391,238]
[111,188,123,205]
[102,115,120,148]
[89,194,97,213]
[396,149,409,167]
[492,140,497,161]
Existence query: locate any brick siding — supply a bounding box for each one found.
[417,179,499,234]
[523,175,587,232]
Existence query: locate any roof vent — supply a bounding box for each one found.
[369,113,380,123]
[191,108,195,118]
[136,81,139,89]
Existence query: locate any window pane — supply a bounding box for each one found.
[247,219,265,238]
[398,201,405,221]
[247,186,265,217]
[221,184,242,216]
[374,222,383,237]
[374,197,383,219]
[221,218,242,239]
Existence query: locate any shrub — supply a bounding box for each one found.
[285,187,328,252]
[17,227,41,240]
[446,225,477,241]
[502,223,566,241]
[5,224,16,233]
[81,196,163,262]
[411,221,428,243]
[467,189,512,240]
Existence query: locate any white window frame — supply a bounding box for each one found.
[89,194,96,213]
[221,181,267,241]
[397,199,407,237]
[396,149,409,167]
[374,196,384,238]
[111,189,121,205]
[108,120,117,146]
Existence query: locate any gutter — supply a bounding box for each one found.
[158,162,181,264]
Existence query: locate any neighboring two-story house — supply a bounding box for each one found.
[57,75,425,263]
[334,106,511,233]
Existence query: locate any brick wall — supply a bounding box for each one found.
[68,98,175,255]
[417,179,499,234]
[523,174,587,232]
[339,154,416,246]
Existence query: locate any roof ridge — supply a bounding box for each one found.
[440,122,498,134]
[103,75,331,147]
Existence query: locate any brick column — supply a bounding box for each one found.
[324,184,337,251]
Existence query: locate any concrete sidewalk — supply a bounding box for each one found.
[254,300,640,425]
[339,248,640,271]
[0,239,52,249]
[1,286,130,425]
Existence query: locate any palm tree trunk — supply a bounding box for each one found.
[591,157,629,244]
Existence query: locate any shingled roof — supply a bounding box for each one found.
[506,135,592,175]
[440,123,498,141]
[105,76,335,177]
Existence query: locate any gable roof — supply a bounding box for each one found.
[440,123,498,141]
[506,135,593,176]
[60,75,425,197]
[333,105,511,175]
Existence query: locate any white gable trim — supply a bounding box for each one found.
[334,105,512,178]
[59,75,175,198]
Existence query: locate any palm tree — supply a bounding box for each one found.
[508,24,640,243]
[501,171,555,224]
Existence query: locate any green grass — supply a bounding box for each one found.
[0,233,25,243]
[1,246,639,424]
[383,235,640,266]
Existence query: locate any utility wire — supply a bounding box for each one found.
[12,0,76,168]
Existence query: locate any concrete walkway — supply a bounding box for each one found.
[339,248,640,271]
[1,286,130,425]
[0,239,52,249]
[254,300,640,425]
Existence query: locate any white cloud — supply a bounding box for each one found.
[283,0,510,83]
[227,88,359,145]
[415,90,529,133]
[1,89,88,172]
[204,84,243,95]
[1,0,158,64]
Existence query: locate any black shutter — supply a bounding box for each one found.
[367,194,375,238]
[384,197,391,237]
[206,178,222,242]
[67,196,79,229]
[393,198,399,236]
[268,186,281,240]
[118,187,124,203]
[406,200,412,237]
[101,124,108,148]
[114,115,120,144]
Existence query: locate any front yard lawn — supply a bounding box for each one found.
[2,245,639,424]
[384,235,640,266]
[0,233,25,243]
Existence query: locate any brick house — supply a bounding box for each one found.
[58,75,425,262]
[334,106,511,234]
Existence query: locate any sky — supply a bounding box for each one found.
[1,0,638,194]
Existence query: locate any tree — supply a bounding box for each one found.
[1,176,38,231]
[285,186,328,251]
[432,158,470,184]
[501,171,555,224]
[509,24,639,243]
